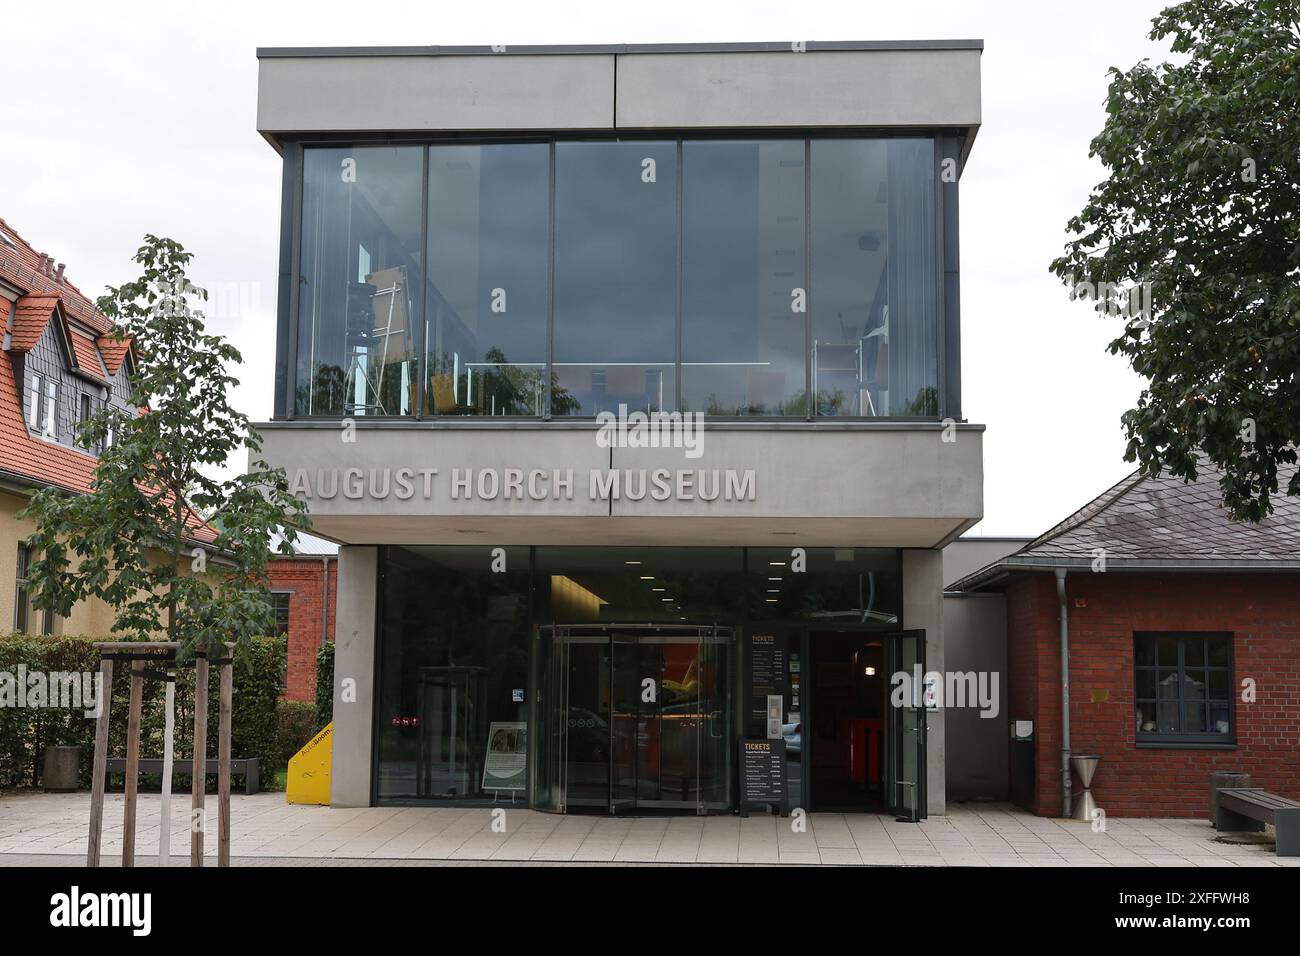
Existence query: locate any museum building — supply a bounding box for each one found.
[254,41,985,816]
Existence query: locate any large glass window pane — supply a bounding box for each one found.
[553,142,677,416]
[296,146,423,416]
[375,546,531,801]
[682,140,806,416]
[811,139,936,417]
[425,144,550,416]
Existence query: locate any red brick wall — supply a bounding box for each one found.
[267,558,337,703]
[1007,571,1300,818]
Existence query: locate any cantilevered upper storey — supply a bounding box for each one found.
[253,42,984,548]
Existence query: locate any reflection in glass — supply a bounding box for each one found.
[811,139,936,416]
[682,140,806,416]
[425,144,552,416]
[375,546,530,800]
[553,142,678,415]
[296,147,423,416]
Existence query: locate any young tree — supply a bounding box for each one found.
[1050,0,1300,521]
[21,235,309,655]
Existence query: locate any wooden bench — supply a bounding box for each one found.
[105,757,260,796]
[1215,788,1300,856]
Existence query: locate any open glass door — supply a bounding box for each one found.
[533,626,568,813]
[886,629,927,821]
[609,631,639,813]
[696,626,734,812]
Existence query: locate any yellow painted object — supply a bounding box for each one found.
[287,722,332,805]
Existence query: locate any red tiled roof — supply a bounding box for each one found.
[8,294,61,352]
[97,334,132,376]
[0,216,112,335]
[68,330,107,383]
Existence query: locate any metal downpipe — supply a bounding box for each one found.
[1056,568,1071,817]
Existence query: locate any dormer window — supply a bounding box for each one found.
[27,374,59,438]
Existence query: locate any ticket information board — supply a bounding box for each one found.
[739,738,787,816]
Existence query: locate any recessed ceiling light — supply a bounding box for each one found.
[767,589,780,593]
[661,598,672,602]
[639,576,654,580]
[769,562,786,567]
[768,577,782,581]
[652,588,665,592]
[625,560,641,565]
[765,598,779,603]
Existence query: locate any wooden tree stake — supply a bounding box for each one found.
[86,656,115,867]
[191,652,209,867]
[218,657,233,867]
[122,658,144,867]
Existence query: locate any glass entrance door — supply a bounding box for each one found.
[534,624,733,814]
[885,629,927,821]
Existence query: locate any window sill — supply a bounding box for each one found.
[1135,740,1237,751]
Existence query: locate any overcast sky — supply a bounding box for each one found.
[1,0,1174,537]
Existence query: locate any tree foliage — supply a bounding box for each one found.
[20,236,309,655]
[1049,0,1300,520]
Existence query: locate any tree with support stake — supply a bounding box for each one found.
[20,235,309,867]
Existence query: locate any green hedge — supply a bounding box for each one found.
[0,633,289,792]
[315,639,334,729]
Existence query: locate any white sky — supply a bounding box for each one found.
[0,0,1172,537]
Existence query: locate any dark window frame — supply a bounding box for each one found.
[271,591,291,689]
[15,542,56,635]
[1133,631,1235,746]
[14,542,31,632]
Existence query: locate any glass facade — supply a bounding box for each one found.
[296,146,423,417]
[553,142,678,416]
[425,144,550,416]
[292,136,940,419]
[374,545,901,804]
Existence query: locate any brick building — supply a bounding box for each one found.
[268,533,337,702]
[950,460,1299,818]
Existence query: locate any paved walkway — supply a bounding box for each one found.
[0,792,1291,866]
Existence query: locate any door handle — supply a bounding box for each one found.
[708,710,722,738]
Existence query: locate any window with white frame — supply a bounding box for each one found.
[27,374,58,438]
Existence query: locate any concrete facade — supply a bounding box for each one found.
[331,546,377,807]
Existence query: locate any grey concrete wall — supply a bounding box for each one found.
[331,545,377,807]
[255,423,984,549]
[257,54,615,133]
[902,548,945,816]
[943,537,1031,588]
[616,49,981,129]
[257,47,980,138]
[942,593,1009,802]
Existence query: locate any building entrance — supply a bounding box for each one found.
[535,624,734,814]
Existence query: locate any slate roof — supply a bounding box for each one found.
[950,456,1300,591]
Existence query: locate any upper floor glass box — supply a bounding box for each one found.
[292,136,940,419]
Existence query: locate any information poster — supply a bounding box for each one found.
[481,721,527,792]
[739,738,787,812]
[748,633,787,733]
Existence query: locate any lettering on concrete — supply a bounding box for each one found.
[287,467,757,503]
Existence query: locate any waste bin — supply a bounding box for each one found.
[42,745,80,792]
[1209,771,1251,827]
[1071,754,1101,821]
